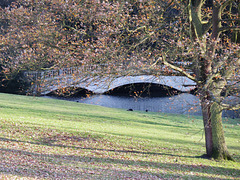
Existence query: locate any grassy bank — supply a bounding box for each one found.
[0,93,239,179]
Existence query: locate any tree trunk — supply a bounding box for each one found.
[211,102,234,160]
[201,97,213,157]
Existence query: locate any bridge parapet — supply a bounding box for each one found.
[23,67,197,95]
[23,64,187,82]
[24,66,99,80]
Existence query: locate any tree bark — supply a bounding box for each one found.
[211,102,234,160]
[200,95,213,157]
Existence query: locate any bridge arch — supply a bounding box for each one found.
[105,75,195,94]
[25,71,196,95]
[47,87,94,97]
[105,82,180,97]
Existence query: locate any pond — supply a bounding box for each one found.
[45,92,239,118]
[44,83,239,118]
[45,92,202,115]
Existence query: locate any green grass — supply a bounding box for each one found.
[0,92,239,179]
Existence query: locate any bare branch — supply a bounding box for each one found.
[160,55,200,83]
[219,0,234,14]
[220,19,240,22]
[222,58,240,80]
[125,26,147,34]
[222,103,240,110]
[62,25,89,36]
[219,26,240,32]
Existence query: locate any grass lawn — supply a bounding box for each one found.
[0,92,239,179]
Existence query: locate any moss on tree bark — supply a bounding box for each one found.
[211,102,234,161]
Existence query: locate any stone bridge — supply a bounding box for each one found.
[23,66,196,95]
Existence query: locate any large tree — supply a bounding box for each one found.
[0,0,239,160]
[165,0,240,160]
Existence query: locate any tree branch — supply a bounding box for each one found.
[221,103,240,110]
[219,26,240,32]
[125,26,147,34]
[202,21,212,35]
[222,58,240,80]
[189,3,203,38]
[220,19,240,22]
[160,55,200,83]
[219,0,234,14]
[62,24,89,36]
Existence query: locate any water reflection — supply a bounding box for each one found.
[45,93,202,116]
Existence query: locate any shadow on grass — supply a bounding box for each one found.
[94,130,205,149]
[0,137,239,180]
[0,146,239,180]
[0,137,197,159]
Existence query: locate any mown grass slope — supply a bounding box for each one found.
[0,93,239,179]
